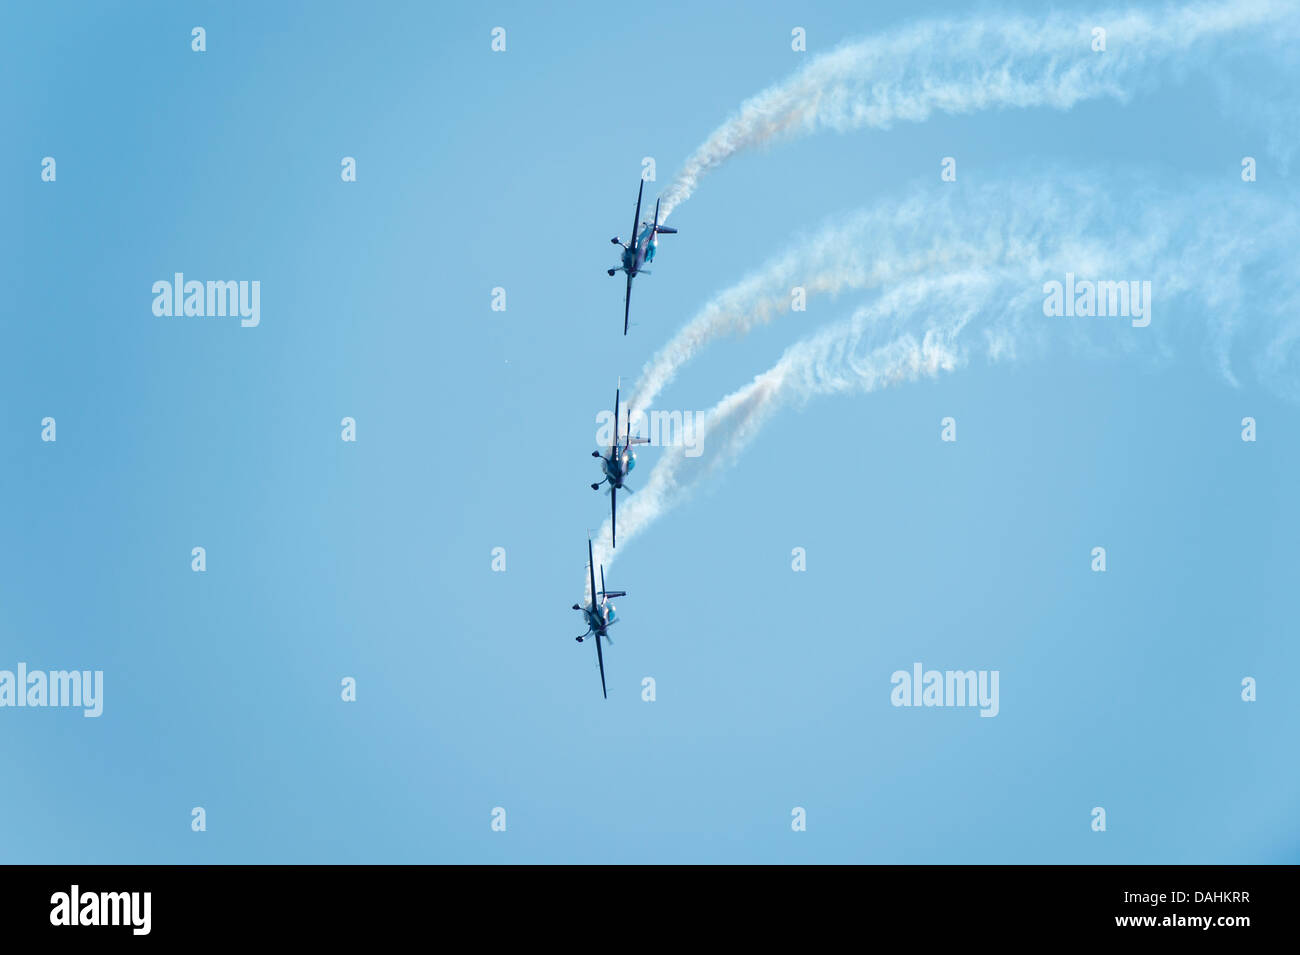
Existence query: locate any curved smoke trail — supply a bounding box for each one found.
[656,0,1297,222]
[628,193,976,416]
[630,183,1058,416]
[589,178,1300,588]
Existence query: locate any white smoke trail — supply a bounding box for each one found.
[656,0,1298,222]
[588,178,1300,588]
[632,163,1300,416]
[631,183,1057,415]
[628,192,977,415]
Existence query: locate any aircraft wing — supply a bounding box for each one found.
[631,180,644,252]
[623,272,633,335]
[595,625,607,699]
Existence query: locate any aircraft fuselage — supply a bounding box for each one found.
[601,447,635,487]
[580,599,615,638]
[621,226,656,275]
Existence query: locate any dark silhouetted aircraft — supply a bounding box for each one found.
[572,538,626,699]
[607,179,677,334]
[591,380,648,548]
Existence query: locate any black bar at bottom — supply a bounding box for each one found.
[0,864,1283,941]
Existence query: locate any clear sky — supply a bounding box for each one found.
[2,0,1296,863]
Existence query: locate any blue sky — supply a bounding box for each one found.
[2,0,1296,863]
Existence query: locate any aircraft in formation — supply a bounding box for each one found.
[571,538,627,699]
[590,380,648,549]
[573,179,679,698]
[607,178,677,335]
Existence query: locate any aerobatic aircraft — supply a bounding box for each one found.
[591,381,648,548]
[607,178,677,334]
[571,538,627,699]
